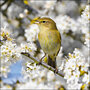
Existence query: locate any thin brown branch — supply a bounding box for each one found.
[21,52,64,77]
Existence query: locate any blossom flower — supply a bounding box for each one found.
[0,27,13,41]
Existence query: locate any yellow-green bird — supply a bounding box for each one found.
[31,17,61,70]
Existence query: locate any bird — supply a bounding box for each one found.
[31,17,61,71]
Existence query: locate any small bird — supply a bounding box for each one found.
[31,17,61,71]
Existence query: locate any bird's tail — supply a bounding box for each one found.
[48,56,56,68]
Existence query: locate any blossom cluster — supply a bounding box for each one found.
[55,15,80,33]
[81,5,90,48]
[0,28,37,77]
[0,28,21,77]
[16,62,62,89]
[59,48,89,89]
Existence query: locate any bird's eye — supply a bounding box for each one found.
[42,21,46,23]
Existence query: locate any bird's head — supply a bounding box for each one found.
[31,17,57,30]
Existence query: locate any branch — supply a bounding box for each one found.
[21,52,64,77]
[0,0,8,7]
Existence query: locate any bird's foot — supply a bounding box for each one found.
[38,61,42,65]
[54,67,58,74]
[37,58,42,65]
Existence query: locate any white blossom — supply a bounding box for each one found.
[25,24,39,42]
[82,74,89,84]
[20,42,37,56]
[79,5,90,48]
[47,71,55,81]
[59,48,89,90]
[81,5,90,24]
[20,62,62,89]
[55,15,80,33]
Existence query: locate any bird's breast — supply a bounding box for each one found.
[38,29,61,55]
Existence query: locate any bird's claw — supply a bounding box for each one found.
[37,59,42,65]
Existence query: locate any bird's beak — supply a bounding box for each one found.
[30,17,40,25]
[30,20,40,25]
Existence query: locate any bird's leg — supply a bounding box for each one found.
[55,66,58,73]
[38,54,46,64]
[54,59,58,73]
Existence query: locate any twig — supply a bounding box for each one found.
[21,52,64,77]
